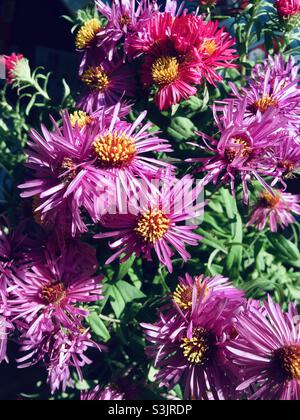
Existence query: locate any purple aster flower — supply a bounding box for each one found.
[9,238,103,341]
[271,131,300,187]
[95,176,203,273]
[247,190,300,232]
[18,327,104,394]
[251,54,299,86]
[89,104,174,203]
[0,312,13,364]
[19,106,173,234]
[0,222,43,302]
[81,385,125,400]
[18,110,111,236]
[189,99,284,203]
[227,296,300,400]
[173,273,245,311]
[226,55,300,128]
[142,291,243,399]
[77,56,136,113]
[95,0,158,60]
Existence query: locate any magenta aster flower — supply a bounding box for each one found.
[129,12,202,110]
[176,16,238,85]
[173,273,245,311]
[81,385,125,400]
[189,99,283,202]
[77,56,136,113]
[128,12,236,109]
[18,327,104,394]
[227,296,300,400]
[247,190,300,232]
[2,53,24,84]
[9,238,103,340]
[275,0,300,17]
[95,176,203,273]
[143,292,242,399]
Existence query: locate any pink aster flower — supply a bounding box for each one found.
[9,238,103,341]
[227,73,300,129]
[89,104,173,193]
[77,56,136,113]
[247,190,300,232]
[81,385,125,400]
[18,110,112,236]
[95,176,203,273]
[189,99,284,202]
[143,290,243,399]
[275,0,300,17]
[227,296,300,400]
[173,273,245,312]
[2,53,24,84]
[18,327,104,394]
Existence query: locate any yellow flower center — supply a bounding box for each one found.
[181,327,212,365]
[225,136,252,163]
[280,160,295,177]
[273,345,300,380]
[41,282,66,305]
[260,191,281,209]
[252,95,278,113]
[120,13,131,27]
[60,158,77,183]
[135,209,170,244]
[202,39,217,55]
[70,111,93,129]
[93,131,136,167]
[75,18,101,50]
[151,56,179,86]
[173,276,208,310]
[81,66,110,92]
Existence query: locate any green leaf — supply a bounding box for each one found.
[107,280,145,317]
[117,255,136,281]
[268,233,300,266]
[167,117,197,142]
[62,78,71,103]
[87,312,110,342]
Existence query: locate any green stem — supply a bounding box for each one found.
[99,314,121,324]
[31,79,50,101]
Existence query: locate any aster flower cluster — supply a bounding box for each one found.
[144,274,300,400]
[75,0,237,111]
[0,229,105,393]
[191,54,300,232]
[1,0,300,402]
